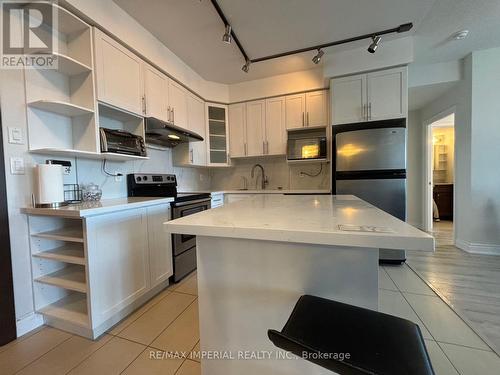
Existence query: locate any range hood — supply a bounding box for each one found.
[145,117,203,147]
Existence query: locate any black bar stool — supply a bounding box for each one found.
[268,295,435,375]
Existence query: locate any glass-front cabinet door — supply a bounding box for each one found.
[206,103,230,166]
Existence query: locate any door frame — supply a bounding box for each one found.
[422,106,456,233]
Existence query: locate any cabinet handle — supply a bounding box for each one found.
[368,102,372,120]
[266,141,269,154]
[306,112,309,127]
[190,149,194,163]
[142,96,146,115]
[167,106,171,122]
[302,112,305,127]
[362,104,366,121]
[244,142,247,156]
[172,108,175,124]
[263,141,265,154]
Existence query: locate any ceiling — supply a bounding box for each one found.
[114,0,500,84]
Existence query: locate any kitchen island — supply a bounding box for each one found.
[165,195,434,375]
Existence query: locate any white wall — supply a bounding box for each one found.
[322,36,414,78]
[468,47,500,250]
[407,110,424,228]
[229,68,326,103]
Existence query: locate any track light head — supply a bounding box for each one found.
[368,35,381,54]
[242,60,250,73]
[312,49,324,64]
[222,24,232,44]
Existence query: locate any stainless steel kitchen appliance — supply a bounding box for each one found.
[127,173,211,281]
[100,128,147,157]
[333,119,407,263]
[287,128,327,161]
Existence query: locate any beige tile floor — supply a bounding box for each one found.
[2,260,500,374]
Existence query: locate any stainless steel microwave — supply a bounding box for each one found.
[287,129,327,161]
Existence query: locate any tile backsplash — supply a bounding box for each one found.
[210,156,330,191]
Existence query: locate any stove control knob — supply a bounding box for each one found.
[143,176,148,181]
[136,176,142,182]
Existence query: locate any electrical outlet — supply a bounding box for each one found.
[114,172,123,182]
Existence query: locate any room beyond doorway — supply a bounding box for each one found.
[424,111,455,238]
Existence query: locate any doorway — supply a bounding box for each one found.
[424,109,455,240]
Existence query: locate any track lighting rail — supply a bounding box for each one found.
[210,0,412,72]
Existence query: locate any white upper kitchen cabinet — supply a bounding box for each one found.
[305,91,328,127]
[188,94,207,166]
[265,96,286,155]
[366,67,407,121]
[229,103,246,158]
[143,63,169,121]
[206,103,230,166]
[332,67,408,125]
[286,90,328,129]
[93,28,144,115]
[285,93,306,130]
[245,100,266,156]
[168,80,188,129]
[331,74,366,125]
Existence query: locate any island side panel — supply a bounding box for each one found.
[196,236,378,375]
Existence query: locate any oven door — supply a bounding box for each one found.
[171,198,211,255]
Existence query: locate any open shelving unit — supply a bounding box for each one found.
[29,214,91,333]
[25,3,148,162]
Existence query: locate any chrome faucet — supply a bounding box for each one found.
[251,164,268,190]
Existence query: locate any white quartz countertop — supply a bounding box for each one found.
[180,189,331,195]
[22,197,174,218]
[165,195,434,251]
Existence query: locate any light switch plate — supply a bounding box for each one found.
[8,127,24,144]
[10,157,25,175]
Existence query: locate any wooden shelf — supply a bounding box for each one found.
[33,227,84,243]
[38,293,88,327]
[33,244,85,265]
[30,148,149,161]
[54,52,92,76]
[57,5,90,35]
[28,100,94,117]
[35,266,87,293]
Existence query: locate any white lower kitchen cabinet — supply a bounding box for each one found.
[25,201,173,339]
[211,193,224,208]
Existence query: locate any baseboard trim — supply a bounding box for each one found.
[456,239,500,255]
[16,312,44,337]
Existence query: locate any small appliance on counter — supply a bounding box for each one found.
[34,163,66,208]
[287,127,327,162]
[100,127,147,157]
[127,173,211,282]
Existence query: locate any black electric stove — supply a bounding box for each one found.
[127,173,211,282]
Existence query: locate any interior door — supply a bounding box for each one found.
[366,67,407,121]
[265,96,286,155]
[229,103,246,157]
[336,127,406,172]
[188,94,207,166]
[143,64,168,121]
[94,29,143,115]
[245,100,266,156]
[285,93,305,129]
[331,74,366,125]
[168,80,188,129]
[305,90,328,127]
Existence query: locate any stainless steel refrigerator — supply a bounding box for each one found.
[334,119,407,263]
